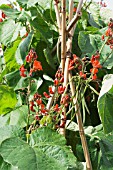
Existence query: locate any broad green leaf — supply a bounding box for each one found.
[0,127,84,170]
[0,19,21,45]
[78,30,113,69]
[33,0,51,9]
[8,106,29,128]
[5,70,21,88]
[0,105,33,128]
[44,48,57,70]
[88,2,102,27]
[0,114,10,128]
[0,125,25,144]
[43,74,53,82]
[0,155,18,170]
[98,74,113,134]
[0,137,39,170]
[91,131,113,169]
[15,31,34,65]
[4,40,21,72]
[0,85,17,115]
[0,4,20,19]
[30,127,66,146]
[16,0,28,8]
[17,0,40,8]
[0,40,21,84]
[27,0,39,8]
[14,77,43,100]
[78,31,97,56]
[30,17,53,45]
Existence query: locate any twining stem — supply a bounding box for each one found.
[101,50,113,66]
[26,77,32,143]
[69,72,92,170]
[99,37,109,54]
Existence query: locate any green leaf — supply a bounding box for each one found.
[0,137,39,170]
[44,48,57,70]
[0,4,20,19]
[98,74,113,134]
[0,127,84,170]
[14,77,43,100]
[0,85,17,115]
[88,2,102,27]
[4,40,21,72]
[0,105,33,128]
[0,125,25,144]
[7,106,29,128]
[0,155,18,170]
[5,70,21,88]
[17,0,40,8]
[91,131,113,169]
[31,17,53,45]
[78,31,97,56]
[30,127,66,146]
[15,31,34,65]
[0,19,21,45]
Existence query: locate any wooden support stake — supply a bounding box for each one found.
[69,72,92,170]
[61,0,66,73]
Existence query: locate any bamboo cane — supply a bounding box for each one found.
[69,73,92,170]
[54,0,61,34]
[60,0,74,136]
[63,0,92,169]
[61,0,66,73]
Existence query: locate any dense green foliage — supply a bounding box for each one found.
[0,0,113,169]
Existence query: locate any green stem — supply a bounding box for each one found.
[99,37,109,54]
[26,77,32,143]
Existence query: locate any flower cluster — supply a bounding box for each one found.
[68,52,102,81]
[101,18,113,49]
[97,0,107,7]
[19,49,43,77]
[0,11,6,22]
[90,51,102,80]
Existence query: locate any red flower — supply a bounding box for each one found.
[26,55,32,63]
[36,99,42,105]
[49,86,54,94]
[58,86,65,94]
[92,74,97,80]
[101,35,105,41]
[73,54,78,63]
[30,101,35,112]
[90,68,98,74]
[59,77,64,83]
[40,104,45,109]
[2,12,6,19]
[19,65,27,77]
[0,18,3,22]
[79,71,86,79]
[33,60,43,71]
[92,60,102,68]
[43,92,50,98]
[54,79,59,86]
[54,104,60,112]
[29,68,34,76]
[73,7,77,13]
[105,28,112,37]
